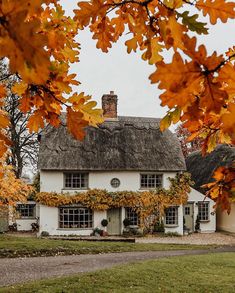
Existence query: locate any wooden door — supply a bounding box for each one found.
[183,203,194,232]
[107,208,121,235]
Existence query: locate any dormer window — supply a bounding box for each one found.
[140,173,162,189]
[64,173,88,189]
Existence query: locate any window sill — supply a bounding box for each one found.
[57,228,93,230]
[16,218,36,220]
[61,188,89,191]
[164,225,179,228]
[200,220,210,223]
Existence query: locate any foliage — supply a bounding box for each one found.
[195,214,200,231]
[0,164,33,206]
[101,219,108,227]
[36,173,192,228]
[1,61,39,178]
[175,124,202,158]
[123,218,131,227]
[154,220,165,233]
[203,165,235,212]
[0,0,234,208]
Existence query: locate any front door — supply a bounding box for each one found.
[107,208,121,235]
[183,203,194,232]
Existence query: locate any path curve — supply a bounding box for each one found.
[1,247,235,287]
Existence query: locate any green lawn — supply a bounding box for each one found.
[0,234,217,258]
[1,253,234,292]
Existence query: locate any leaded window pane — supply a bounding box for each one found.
[140,174,162,189]
[16,204,35,218]
[59,207,93,228]
[126,207,139,226]
[198,202,209,221]
[64,173,88,189]
[165,206,178,225]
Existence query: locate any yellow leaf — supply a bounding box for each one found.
[12,82,28,95]
[160,114,171,131]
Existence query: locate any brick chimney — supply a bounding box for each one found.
[102,91,118,119]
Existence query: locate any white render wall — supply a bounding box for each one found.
[39,205,106,236]
[188,188,216,233]
[217,203,235,233]
[40,170,177,193]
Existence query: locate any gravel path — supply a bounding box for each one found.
[136,232,235,245]
[1,247,235,287]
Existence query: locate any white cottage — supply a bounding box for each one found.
[38,91,216,236]
[186,144,235,233]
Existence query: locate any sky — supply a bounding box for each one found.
[61,1,235,119]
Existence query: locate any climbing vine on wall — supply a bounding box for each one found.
[36,173,192,226]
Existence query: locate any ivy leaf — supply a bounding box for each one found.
[177,11,208,35]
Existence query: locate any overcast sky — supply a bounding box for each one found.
[61,1,235,119]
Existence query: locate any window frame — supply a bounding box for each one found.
[140,173,163,189]
[198,201,210,222]
[16,203,36,219]
[125,207,139,226]
[58,206,93,229]
[63,172,89,190]
[164,206,179,227]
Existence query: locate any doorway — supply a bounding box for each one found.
[183,203,194,232]
[107,208,121,235]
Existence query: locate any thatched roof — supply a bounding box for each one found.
[38,116,186,171]
[186,144,235,193]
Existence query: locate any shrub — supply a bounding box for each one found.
[101,219,108,227]
[41,231,49,237]
[154,220,165,233]
[123,218,131,227]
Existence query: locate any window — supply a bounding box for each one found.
[184,206,190,215]
[16,204,35,218]
[198,202,209,221]
[59,207,93,229]
[110,178,120,188]
[64,173,88,189]
[125,207,139,226]
[140,174,162,189]
[165,206,178,226]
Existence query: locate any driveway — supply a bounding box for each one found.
[137,232,235,245]
[1,247,235,287]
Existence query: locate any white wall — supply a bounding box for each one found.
[188,188,216,233]
[217,203,235,233]
[9,201,39,232]
[39,205,106,236]
[40,170,177,193]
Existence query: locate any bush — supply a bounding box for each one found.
[123,218,131,227]
[101,219,108,227]
[41,231,49,237]
[154,220,165,233]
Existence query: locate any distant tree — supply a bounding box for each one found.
[0,61,39,178]
[175,124,202,158]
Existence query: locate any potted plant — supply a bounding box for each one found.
[101,219,108,236]
[195,214,201,233]
[183,216,189,235]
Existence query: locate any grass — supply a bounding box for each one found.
[1,252,235,292]
[0,234,217,258]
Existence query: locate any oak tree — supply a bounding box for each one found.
[0,0,234,208]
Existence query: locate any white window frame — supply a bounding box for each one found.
[125,207,139,226]
[165,206,179,226]
[16,204,36,219]
[59,206,93,229]
[64,172,89,189]
[140,173,163,189]
[198,201,210,222]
